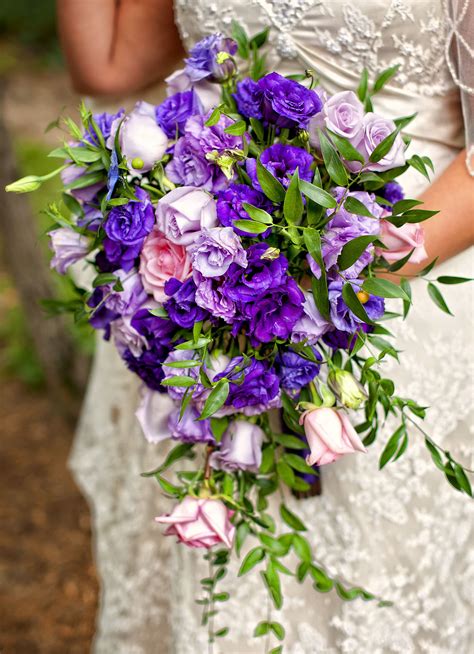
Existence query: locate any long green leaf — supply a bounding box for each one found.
[199,380,230,420]
[256,158,285,202]
[283,170,303,224]
[318,129,348,186]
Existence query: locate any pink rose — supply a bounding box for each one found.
[300,407,366,466]
[156,497,235,549]
[139,227,192,302]
[377,220,428,265]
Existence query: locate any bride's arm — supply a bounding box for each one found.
[399,149,474,276]
[56,0,184,96]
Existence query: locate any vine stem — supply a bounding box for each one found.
[264,592,272,653]
[208,557,215,654]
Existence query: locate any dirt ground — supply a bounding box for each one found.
[1,66,98,653]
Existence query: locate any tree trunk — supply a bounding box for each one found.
[0,79,89,419]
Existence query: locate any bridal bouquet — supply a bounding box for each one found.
[7,23,472,650]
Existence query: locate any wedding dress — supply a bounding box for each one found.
[69,1,474,652]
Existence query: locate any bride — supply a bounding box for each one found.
[57,1,473,652]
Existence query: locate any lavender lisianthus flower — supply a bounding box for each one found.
[162,349,202,400]
[49,227,90,275]
[223,243,288,304]
[165,68,222,113]
[166,136,223,191]
[164,278,210,329]
[135,387,175,443]
[246,144,313,191]
[185,34,237,82]
[210,420,264,473]
[155,90,202,138]
[61,164,105,203]
[275,349,321,392]
[131,308,175,343]
[215,356,280,412]
[240,277,305,344]
[110,315,147,357]
[233,78,264,119]
[168,406,214,443]
[103,187,155,271]
[77,204,103,232]
[216,184,273,238]
[258,72,322,129]
[87,287,118,333]
[84,109,125,145]
[328,280,384,333]
[190,227,247,278]
[184,113,244,155]
[194,274,236,322]
[291,291,333,344]
[103,269,148,316]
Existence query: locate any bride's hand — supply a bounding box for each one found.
[56,0,184,96]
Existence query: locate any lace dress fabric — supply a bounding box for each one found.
[69,1,474,652]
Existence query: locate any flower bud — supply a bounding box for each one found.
[328,369,366,409]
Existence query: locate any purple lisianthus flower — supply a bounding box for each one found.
[216,356,280,413]
[185,33,237,82]
[155,90,202,138]
[308,188,382,279]
[103,187,155,271]
[194,274,236,322]
[164,277,209,329]
[380,181,404,208]
[328,280,385,333]
[258,72,322,129]
[216,184,273,238]
[240,277,304,344]
[61,164,105,203]
[131,308,175,343]
[275,349,321,392]
[84,109,125,145]
[233,77,264,119]
[291,291,333,344]
[122,339,170,391]
[210,420,264,473]
[168,405,214,444]
[166,136,223,191]
[184,113,244,155]
[110,315,147,357]
[223,243,288,303]
[77,204,103,232]
[87,287,118,334]
[103,269,148,316]
[190,227,247,278]
[247,144,313,191]
[49,227,90,275]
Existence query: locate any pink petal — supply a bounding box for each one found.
[200,500,234,548]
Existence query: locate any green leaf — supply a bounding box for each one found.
[309,565,334,592]
[338,235,377,271]
[214,627,229,638]
[318,129,348,186]
[259,534,289,556]
[256,158,285,202]
[344,196,376,218]
[400,277,412,319]
[391,199,423,215]
[235,522,250,556]
[304,228,330,319]
[454,464,472,496]
[427,282,453,315]
[249,26,270,49]
[269,647,283,654]
[205,105,223,127]
[357,68,369,101]
[327,129,365,163]
[373,64,400,92]
[394,113,417,130]
[424,438,444,471]
[280,504,307,531]
[269,622,286,641]
[175,337,210,350]
[299,179,337,208]
[233,219,270,234]
[407,154,431,180]
[224,119,247,135]
[369,128,400,163]
[283,169,304,224]
[242,202,273,224]
[262,561,283,609]
[156,476,181,496]
[418,257,439,277]
[231,20,249,58]
[389,208,439,226]
[249,117,265,141]
[292,534,312,563]
[273,433,306,450]
[437,275,473,285]
[238,546,266,576]
[342,283,375,325]
[161,375,197,388]
[141,443,194,477]
[283,453,317,476]
[64,171,105,191]
[92,272,117,288]
[199,380,230,419]
[379,424,405,469]
[254,622,270,637]
[362,277,410,301]
[260,445,275,474]
[160,359,201,369]
[386,248,416,273]
[210,417,228,443]
[336,582,375,601]
[276,460,295,487]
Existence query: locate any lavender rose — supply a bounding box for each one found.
[210,420,264,473]
[258,72,322,129]
[356,113,406,172]
[190,227,247,278]
[49,227,90,275]
[135,387,175,444]
[308,90,364,147]
[156,186,217,246]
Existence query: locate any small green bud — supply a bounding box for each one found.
[318,382,336,408]
[5,176,42,193]
[216,51,231,65]
[131,157,144,170]
[261,247,280,260]
[328,369,366,409]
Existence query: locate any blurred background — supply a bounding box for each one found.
[0,2,98,651]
